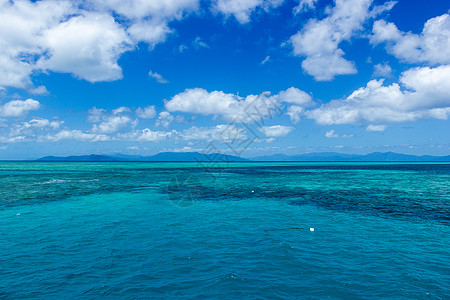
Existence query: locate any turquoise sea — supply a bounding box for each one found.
[0,162,449,299]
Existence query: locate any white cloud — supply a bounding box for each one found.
[366,124,386,131]
[290,0,396,81]
[155,111,184,128]
[89,0,198,46]
[289,0,373,80]
[0,0,73,89]
[38,13,132,82]
[112,106,131,115]
[300,52,357,81]
[325,130,339,138]
[368,1,397,18]
[273,87,312,105]
[261,55,270,64]
[373,63,392,77]
[0,135,28,143]
[0,0,199,90]
[6,118,63,141]
[213,0,284,24]
[92,116,133,134]
[126,20,171,46]
[181,125,247,141]
[259,125,294,138]
[371,14,450,65]
[137,128,174,142]
[165,87,310,123]
[118,128,175,142]
[88,106,135,134]
[307,65,450,124]
[89,0,198,20]
[28,86,49,95]
[165,88,239,117]
[294,0,318,14]
[119,125,247,143]
[43,130,111,142]
[156,111,174,128]
[22,118,62,129]
[87,107,107,123]
[136,106,156,119]
[0,99,40,118]
[325,129,353,138]
[149,70,169,84]
[178,37,209,53]
[192,36,209,49]
[286,105,304,123]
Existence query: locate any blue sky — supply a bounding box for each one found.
[0,0,449,159]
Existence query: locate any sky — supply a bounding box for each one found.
[0,0,449,159]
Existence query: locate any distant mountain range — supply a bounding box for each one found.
[34,151,450,162]
[251,151,450,162]
[36,152,249,162]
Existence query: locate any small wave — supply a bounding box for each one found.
[37,178,99,185]
[39,179,71,184]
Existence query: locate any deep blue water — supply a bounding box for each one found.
[0,162,449,299]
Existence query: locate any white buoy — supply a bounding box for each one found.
[309,227,314,231]
[16,213,21,216]
[251,190,254,193]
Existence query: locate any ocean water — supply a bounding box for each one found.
[0,162,449,299]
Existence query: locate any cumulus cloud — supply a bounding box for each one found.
[88,106,136,134]
[259,125,294,138]
[21,118,62,129]
[371,14,450,65]
[307,65,450,125]
[373,62,392,77]
[213,0,284,24]
[92,116,133,134]
[165,87,310,123]
[0,99,40,118]
[38,13,132,82]
[136,106,157,119]
[0,0,199,90]
[290,0,396,81]
[366,124,386,131]
[5,118,63,142]
[0,0,72,89]
[149,70,168,84]
[286,105,305,123]
[43,130,111,142]
[155,111,184,128]
[273,87,312,105]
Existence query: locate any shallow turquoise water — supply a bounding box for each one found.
[0,162,449,298]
